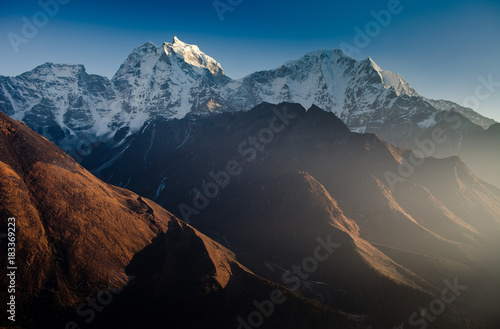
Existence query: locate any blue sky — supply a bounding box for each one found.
[1,0,499,121]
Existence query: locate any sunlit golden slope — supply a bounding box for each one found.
[0,111,360,329]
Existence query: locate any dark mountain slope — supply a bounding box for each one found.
[0,111,360,329]
[81,103,500,328]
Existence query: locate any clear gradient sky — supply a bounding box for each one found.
[1,0,499,121]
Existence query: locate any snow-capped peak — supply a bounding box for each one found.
[368,57,383,72]
[172,36,184,45]
[164,36,224,76]
[3,37,496,155]
[26,62,86,79]
[366,57,418,97]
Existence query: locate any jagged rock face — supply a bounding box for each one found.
[111,39,230,121]
[1,38,498,187]
[0,63,119,145]
[0,37,494,152]
[0,38,233,151]
[223,52,419,133]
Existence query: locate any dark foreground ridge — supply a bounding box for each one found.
[1,102,500,328]
[0,111,359,329]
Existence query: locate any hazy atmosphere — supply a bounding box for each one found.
[1,1,499,329]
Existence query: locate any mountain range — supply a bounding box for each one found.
[1,37,498,187]
[1,37,500,329]
[2,103,500,328]
[0,110,362,329]
[77,102,500,328]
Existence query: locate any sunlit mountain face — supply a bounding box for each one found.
[2,38,498,188]
[80,102,500,327]
[0,111,362,329]
[1,36,499,329]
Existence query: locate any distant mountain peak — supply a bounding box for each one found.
[292,48,348,64]
[364,56,418,97]
[141,40,157,48]
[164,37,224,76]
[1,37,496,156]
[172,35,185,45]
[367,56,382,71]
[26,62,86,77]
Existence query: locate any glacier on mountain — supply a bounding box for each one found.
[0,37,495,151]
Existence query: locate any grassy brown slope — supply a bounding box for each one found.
[0,112,361,329]
[90,219,360,329]
[70,102,500,328]
[0,111,174,326]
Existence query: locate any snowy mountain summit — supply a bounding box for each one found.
[111,37,228,126]
[165,36,225,76]
[0,37,495,151]
[368,57,418,97]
